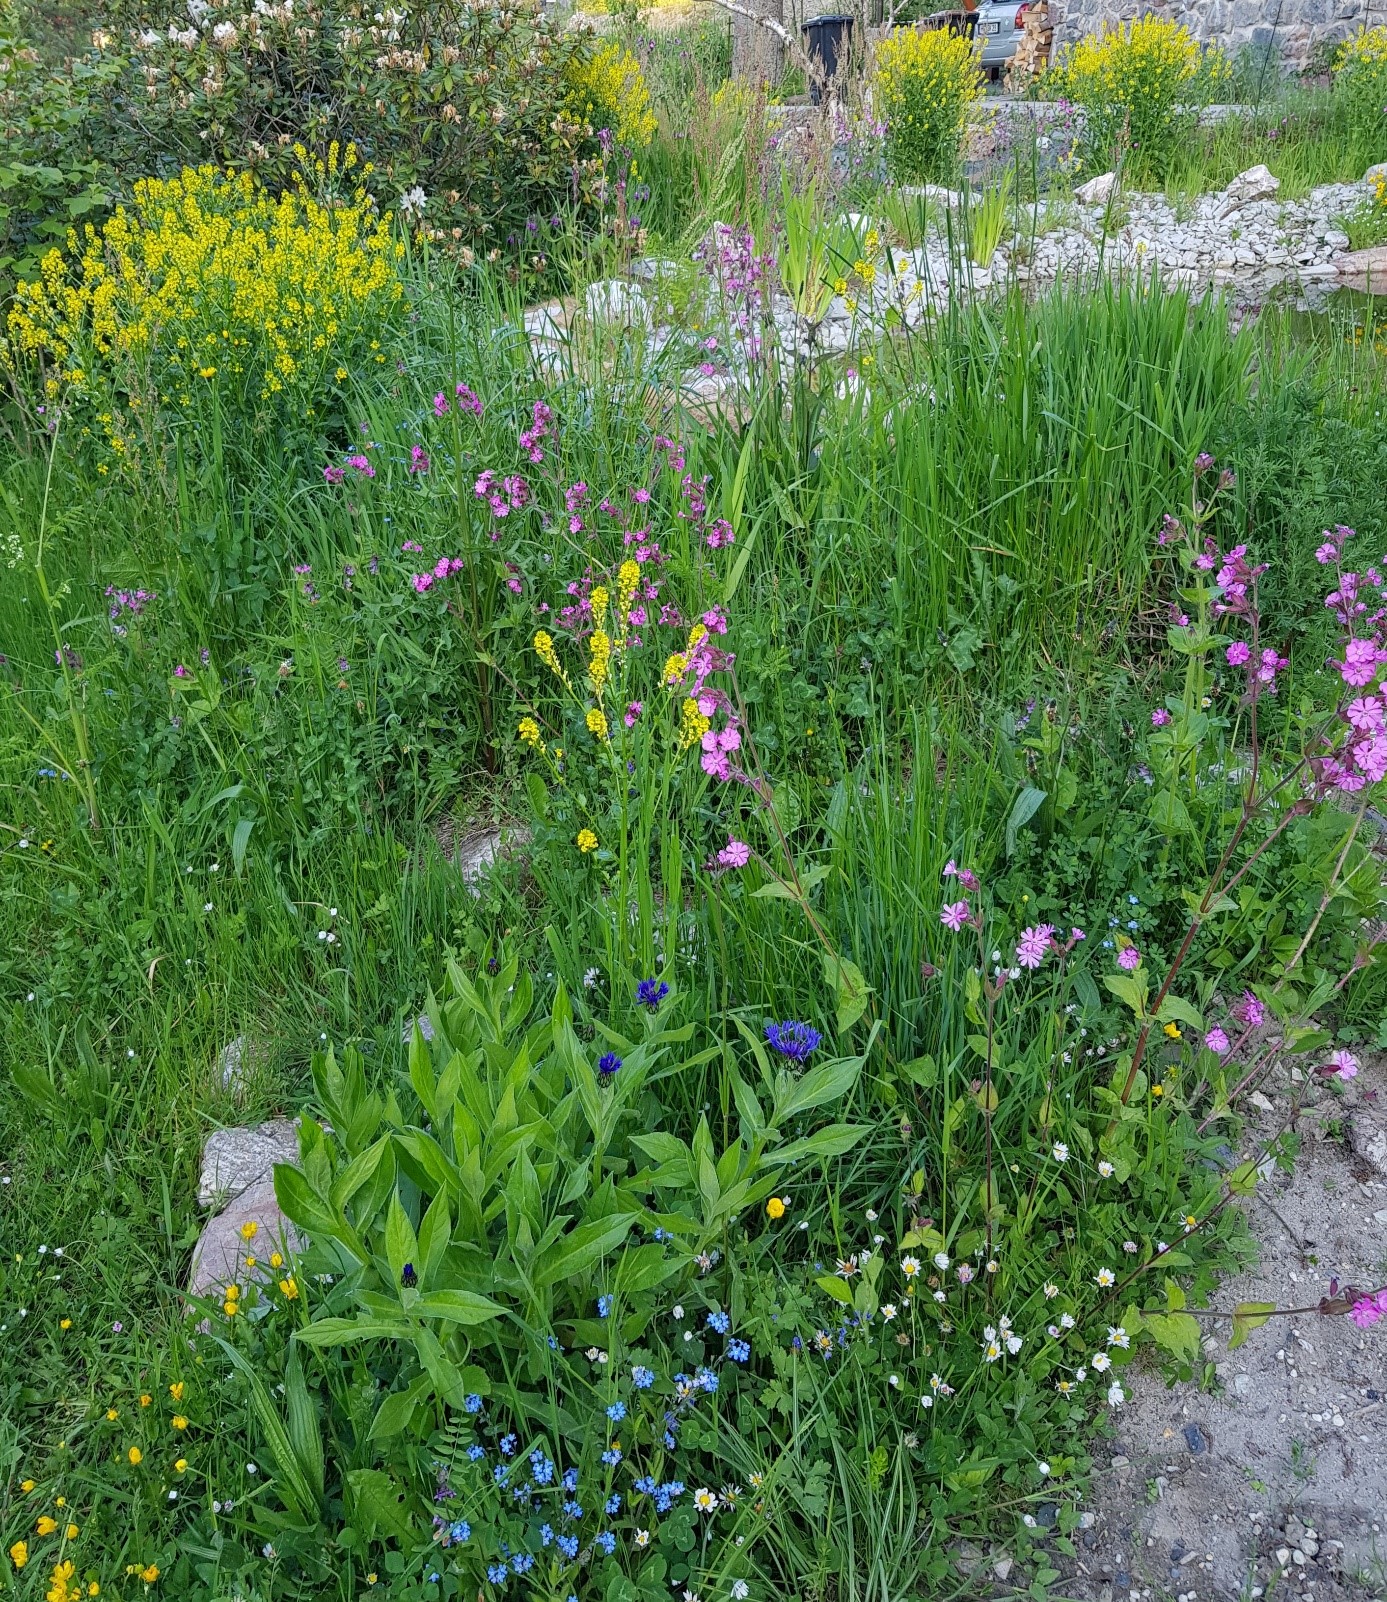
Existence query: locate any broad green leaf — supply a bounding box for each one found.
[413,1289,506,1325]
[293,1317,406,1347]
[1140,1311,1201,1366]
[1103,971,1148,1019]
[1226,1159,1259,1198]
[345,1468,414,1544]
[823,952,871,1035]
[816,1275,853,1305]
[1150,790,1194,834]
[1155,993,1204,1032]
[772,1052,865,1123]
[1229,1301,1276,1351]
[532,1214,636,1289]
[1005,785,1047,857]
[384,1192,419,1290]
[762,1123,868,1166]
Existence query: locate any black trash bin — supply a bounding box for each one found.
[802,13,853,105]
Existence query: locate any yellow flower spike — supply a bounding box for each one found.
[585,707,609,741]
[517,717,542,748]
[589,586,610,632]
[576,829,598,854]
[616,559,641,622]
[587,630,612,697]
[678,699,711,751]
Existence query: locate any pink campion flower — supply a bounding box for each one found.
[1151,709,1171,727]
[1349,1294,1383,1329]
[1358,735,1387,783]
[346,454,375,478]
[1117,946,1141,971]
[410,446,429,474]
[705,519,735,549]
[174,664,189,678]
[1315,541,1338,564]
[631,487,651,505]
[1204,1027,1230,1055]
[1194,552,1217,571]
[1232,990,1266,1028]
[1338,637,1380,687]
[474,470,495,499]
[323,464,345,485]
[411,573,434,593]
[624,701,643,727]
[716,837,750,868]
[1346,696,1383,732]
[1226,641,1251,666]
[569,516,583,534]
[1016,924,1055,969]
[1326,1048,1359,1080]
[702,607,728,635]
[433,392,450,417]
[453,382,483,416]
[628,606,647,627]
[940,900,971,932]
[1256,648,1288,686]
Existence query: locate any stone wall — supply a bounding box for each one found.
[1051,0,1379,72]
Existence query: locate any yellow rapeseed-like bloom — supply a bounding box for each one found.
[533,630,569,685]
[589,586,610,632]
[564,43,656,148]
[678,699,711,751]
[518,717,542,747]
[585,707,609,740]
[577,829,598,854]
[587,629,612,696]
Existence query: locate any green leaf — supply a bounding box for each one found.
[1103,971,1148,1019]
[1229,1301,1276,1351]
[1140,1311,1201,1367]
[1226,1160,1259,1198]
[1150,790,1194,834]
[293,1317,406,1347]
[1155,993,1204,1032]
[901,1054,937,1088]
[344,1468,414,1544]
[762,1123,869,1166]
[1005,785,1047,857]
[823,951,871,1035]
[772,1051,865,1123]
[816,1275,854,1305]
[412,1289,506,1325]
[532,1214,636,1289]
[384,1192,419,1290]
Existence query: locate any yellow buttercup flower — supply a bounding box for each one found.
[766,1197,786,1220]
[169,1383,184,1402]
[127,1448,142,1466]
[239,1221,258,1242]
[36,1517,57,1536]
[174,1459,187,1474]
[171,1415,188,1431]
[269,1253,283,1271]
[1163,1022,1181,1039]
[65,1524,79,1541]
[9,1540,27,1569]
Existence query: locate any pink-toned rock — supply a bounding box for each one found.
[189,1174,301,1298]
[1336,246,1387,294]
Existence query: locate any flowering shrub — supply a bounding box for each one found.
[566,41,657,150]
[873,26,981,185]
[1334,26,1387,150]
[1048,16,1231,177]
[3,153,404,469]
[91,0,592,249]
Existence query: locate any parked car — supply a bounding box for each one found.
[972,0,1033,78]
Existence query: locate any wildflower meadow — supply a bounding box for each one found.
[2,2,1387,1601]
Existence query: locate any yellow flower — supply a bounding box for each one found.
[59,1318,72,1330]
[766,1197,786,1220]
[1163,1022,1181,1039]
[1152,1083,1165,1097]
[36,1517,57,1536]
[65,1524,79,1541]
[105,1410,118,1421]
[139,1394,152,1408]
[585,707,609,740]
[21,1481,36,1493]
[278,1277,299,1301]
[239,1221,258,1242]
[169,1382,184,1402]
[269,1253,283,1270]
[576,829,598,854]
[677,698,711,751]
[225,1283,240,1299]
[223,1300,239,1318]
[89,1586,99,1597]
[533,629,568,684]
[171,1415,188,1431]
[9,1541,27,1569]
[589,586,610,632]
[127,1448,142,1466]
[518,717,542,747]
[174,1459,187,1474]
[587,629,612,696]
[141,1565,159,1583]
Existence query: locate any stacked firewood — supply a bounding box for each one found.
[1003,0,1053,90]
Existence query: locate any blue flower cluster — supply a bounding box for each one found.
[636,978,669,1009]
[764,1019,822,1060]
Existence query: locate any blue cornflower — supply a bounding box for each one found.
[530,1451,555,1485]
[487,1563,509,1584]
[764,1020,822,1061]
[557,1534,579,1560]
[401,1262,417,1288]
[512,1554,535,1575]
[632,1365,655,1389]
[636,978,669,1009]
[595,1531,616,1555]
[706,1310,730,1334]
[597,1052,622,1081]
[464,1393,484,1413]
[564,1499,583,1520]
[605,1494,621,1514]
[499,1433,517,1457]
[449,1520,471,1543]
[467,1444,485,1461]
[562,1467,578,1491]
[597,1294,613,1317]
[728,1338,751,1363]
[606,1401,626,1422]
[540,1524,554,1547]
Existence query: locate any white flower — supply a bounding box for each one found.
[933,1252,949,1271]
[400,185,427,217]
[1047,1324,1059,1338]
[881,1303,898,1320]
[1095,1267,1115,1287]
[673,1305,684,1320]
[901,1255,920,1277]
[212,20,238,44]
[1107,1325,1129,1349]
[1075,1367,1087,1382]
[1091,1351,1111,1372]
[1097,1160,1114,1177]
[1107,1380,1125,1406]
[693,1487,718,1514]
[932,1289,946,1303]
[1005,1332,1023,1354]
[1042,1281,1059,1298]
[1122,1240,1137,1253]
[731,1584,749,1601]
[865,1208,878,1222]
[1023,1514,1037,1528]
[1059,1312,1075,1330]
[982,1338,1002,1363]
[1052,1142,1069,1163]
[204,901,213,912]
[246,1463,258,1475]
[985,1259,998,1274]
[920,1393,934,1408]
[888,1373,900,1388]
[138,28,163,45]
[634,1529,650,1548]
[1037,1461,1051,1476]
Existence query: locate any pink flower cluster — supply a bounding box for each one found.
[1015,924,1085,968]
[939,861,981,931]
[105,585,156,637]
[411,556,467,594]
[1308,525,1387,792]
[475,470,530,526]
[433,381,484,419]
[519,400,552,463]
[1349,1288,1387,1328]
[714,836,750,868]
